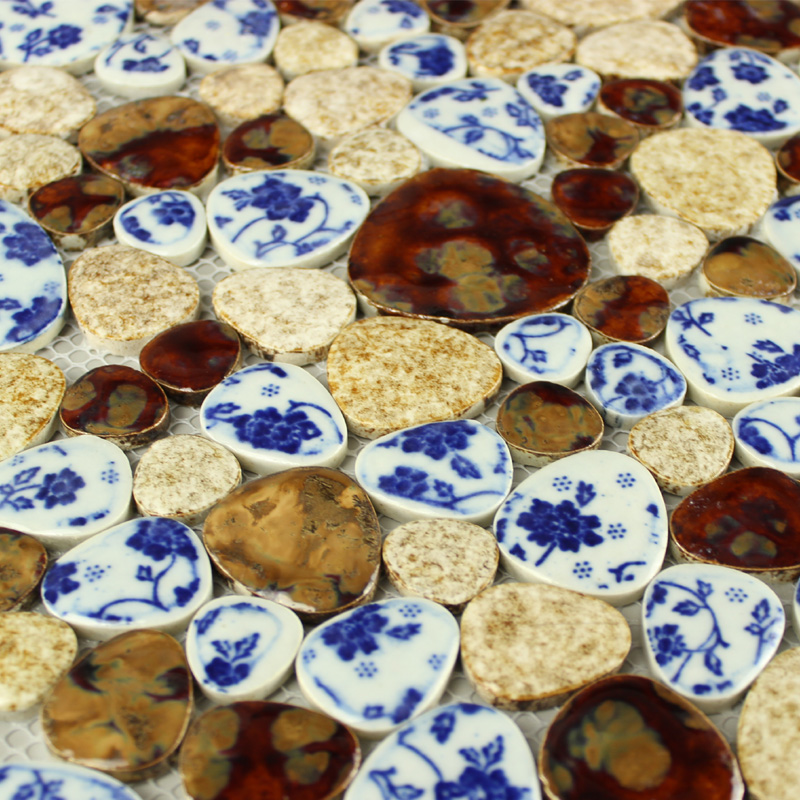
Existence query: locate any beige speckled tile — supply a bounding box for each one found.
[273,20,358,81]
[0,134,81,204]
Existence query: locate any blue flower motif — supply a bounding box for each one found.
[613,373,662,413]
[120,213,153,242]
[434,736,526,800]
[122,56,169,72]
[393,421,475,460]
[6,294,62,343]
[3,222,55,265]
[34,467,84,509]
[126,518,198,562]
[231,406,321,453]
[738,421,773,455]
[321,605,389,661]
[724,103,786,132]
[239,10,273,37]
[732,63,768,84]
[687,65,719,91]
[750,342,800,387]
[390,41,454,77]
[648,623,687,667]
[382,0,423,16]
[43,561,80,604]
[153,195,195,228]
[225,176,314,222]
[687,103,714,125]
[47,23,82,49]
[205,633,259,687]
[378,466,429,500]
[774,99,789,114]
[525,73,567,107]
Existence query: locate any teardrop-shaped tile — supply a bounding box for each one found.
[0,763,141,800]
[0,529,47,611]
[733,397,800,477]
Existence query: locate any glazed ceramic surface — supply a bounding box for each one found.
[550,169,638,235]
[378,34,466,90]
[296,597,459,737]
[599,79,682,131]
[763,195,800,276]
[545,112,639,169]
[0,530,46,611]
[223,114,316,174]
[344,0,429,52]
[0,762,141,800]
[354,419,513,525]
[516,64,600,122]
[733,397,800,476]
[494,450,667,605]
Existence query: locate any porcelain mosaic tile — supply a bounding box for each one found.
[276,0,353,24]
[345,701,539,800]
[0,763,141,800]
[494,450,667,605]
[733,397,800,477]
[763,195,800,276]
[776,132,800,194]
[422,0,509,31]
[598,78,683,134]
[198,63,284,130]
[223,113,316,175]
[0,133,81,205]
[378,34,466,91]
[344,0,429,53]
[516,64,600,123]
[42,516,213,640]
[0,436,132,550]
[137,0,208,25]
[0,530,46,611]
[296,597,459,737]
[186,596,303,703]
[274,20,358,80]
[520,0,682,32]
[545,112,639,170]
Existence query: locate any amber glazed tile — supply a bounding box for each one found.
[276,0,353,23]
[348,168,591,330]
[223,114,315,175]
[670,467,800,582]
[203,467,381,619]
[78,96,220,195]
[179,701,360,800]
[545,112,639,169]
[41,629,193,782]
[777,131,800,190]
[598,79,683,133]
[0,529,46,611]
[539,675,744,800]
[423,0,510,28]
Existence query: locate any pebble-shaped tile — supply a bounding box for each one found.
[381,519,498,613]
[207,170,369,270]
[516,64,600,122]
[763,195,800,276]
[0,199,66,354]
[0,612,76,715]
[520,0,681,33]
[598,78,683,134]
[204,468,381,618]
[460,583,630,710]
[41,629,193,782]
[776,131,800,194]
[95,32,186,99]
[396,78,545,182]
[344,0,430,53]
[345,702,540,800]
[355,420,513,525]
[296,597,459,737]
[495,450,667,605]
[379,33,467,91]
[179,701,360,800]
[0,436,132,551]
[666,297,800,416]
[643,563,784,713]
[585,342,687,429]
[114,190,207,267]
[424,0,509,31]
[42,517,213,640]
[222,113,316,174]
[0,530,46,611]
[172,0,279,74]
[545,112,639,170]
[199,63,284,130]
[186,596,303,703]
[0,134,81,204]
[0,763,141,800]
[200,362,347,474]
[276,0,352,24]
[274,20,358,80]
[733,397,800,477]
[494,313,592,387]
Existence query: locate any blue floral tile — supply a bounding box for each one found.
[296,597,459,737]
[395,77,546,182]
[41,516,213,640]
[643,563,784,713]
[0,200,66,354]
[0,1,132,74]
[186,595,303,703]
[732,397,800,478]
[94,32,186,99]
[494,312,593,387]
[494,450,668,606]
[354,420,513,526]
[378,33,467,90]
[516,63,600,122]
[793,578,800,641]
[683,47,800,146]
[585,342,687,429]
[344,702,540,800]
[207,170,370,270]
[200,362,348,474]
[114,190,207,267]
[171,0,279,74]
[665,297,800,416]
[763,195,800,277]
[344,0,429,53]
[0,436,132,551]
[0,763,140,800]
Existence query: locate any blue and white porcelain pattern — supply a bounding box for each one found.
[732,397,800,478]
[344,702,540,800]
[494,450,668,606]
[94,32,186,99]
[41,516,213,640]
[114,191,207,267]
[0,1,132,74]
[762,195,800,277]
[395,77,546,182]
[207,170,370,270]
[494,312,593,387]
[378,34,467,91]
[200,361,348,474]
[354,420,513,526]
[643,563,784,713]
[665,297,800,416]
[0,200,66,354]
[171,0,279,75]
[296,597,459,738]
[585,342,687,430]
[793,579,800,641]
[186,595,303,703]
[516,63,600,122]
[0,436,132,551]
[683,47,800,147]
[344,0,429,54]
[0,762,140,800]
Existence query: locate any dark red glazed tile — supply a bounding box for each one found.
[540,675,744,800]
[572,275,670,345]
[139,319,242,406]
[422,0,510,27]
[598,79,683,132]
[776,131,800,188]
[348,167,591,331]
[222,114,315,175]
[671,467,800,581]
[545,112,639,169]
[78,96,220,195]
[179,702,360,800]
[59,365,169,450]
[275,0,352,23]
[0,529,47,612]
[551,168,638,236]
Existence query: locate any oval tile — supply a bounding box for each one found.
[378,34,467,91]
[598,78,682,133]
[423,0,509,29]
[516,64,600,122]
[0,529,47,611]
[222,113,316,174]
[545,112,639,169]
[0,763,141,800]
[344,0,429,53]
[276,0,352,24]
[733,397,800,477]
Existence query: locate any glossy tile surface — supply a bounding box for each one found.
[551,168,638,234]
[222,113,315,173]
[0,530,47,611]
[733,397,800,477]
[516,64,600,122]
[599,78,682,131]
[545,112,639,169]
[0,763,141,800]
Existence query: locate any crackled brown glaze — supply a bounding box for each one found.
[551,168,638,235]
[599,79,683,131]
[223,114,315,174]
[545,112,639,169]
[0,529,47,612]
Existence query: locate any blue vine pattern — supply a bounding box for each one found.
[0,465,85,512]
[103,32,172,72]
[387,39,454,77]
[502,315,574,372]
[738,410,800,461]
[119,192,196,243]
[0,766,134,800]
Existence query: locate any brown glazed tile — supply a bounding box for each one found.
[41,629,193,782]
[223,114,315,174]
[422,0,510,28]
[0,529,47,612]
[545,112,639,169]
[203,467,381,619]
[777,131,800,187]
[348,168,591,331]
[179,701,360,800]
[598,79,683,133]
[275,0,353,23]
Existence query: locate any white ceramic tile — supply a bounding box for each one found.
[378,34,467,90]
[517,63,600,122]
[732,397,800,477]
[762,195,800,277]
[0,762,140,799]
[344,0,429,53]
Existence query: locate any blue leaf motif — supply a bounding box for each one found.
[234,632,259,659]
[386,623,421,641]
[13,497,34,510]
[196,607,221,634]
[0,298,21,310]
[482,735,503,768]
[430,710,455,744]
[696,580,713,598]
[753,598,770,623]
[613,349,633,368]
[136,564,153,582]
[462,114,480,126]
[673,600,701,616]
[13,467,39,485]
[704,650,723,677]
[460,747,482,767]
[464,129,483,144]
[575,481,595,508]
[450,454,481,479]
[213,639,233,659]
[272,224,286,241]
[753,339,784,353]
